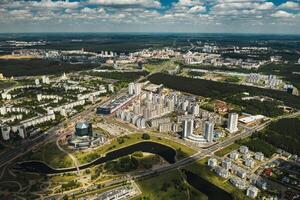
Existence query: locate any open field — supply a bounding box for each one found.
[0,80,16,89]
[144,60,178,73]
[0,55,36,60]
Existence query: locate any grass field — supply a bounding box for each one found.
[135,169,208,200]
[22,142,74,168]
[72,133,196,164]
[144,60,177,73]
[0,80,16,89]
[214,143,240,157]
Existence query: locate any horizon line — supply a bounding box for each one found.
[0,32,300,36]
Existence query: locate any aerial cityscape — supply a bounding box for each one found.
[0,0,300,200]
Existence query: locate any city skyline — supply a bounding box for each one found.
[1,0,300,34]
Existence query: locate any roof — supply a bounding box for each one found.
[76,122,89,129]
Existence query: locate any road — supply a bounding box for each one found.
[0,88,127,169]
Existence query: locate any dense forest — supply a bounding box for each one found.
[260,118,300,155]
[148,73,300,110]
[0,59,99,77]
[237,138,276,158]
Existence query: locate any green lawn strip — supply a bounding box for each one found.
[214,143,240,157]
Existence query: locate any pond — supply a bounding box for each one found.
[16,141,176,174]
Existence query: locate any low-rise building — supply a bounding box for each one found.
[254,152,264,161]
[230,151,239,160]
[240,146,249,154]
[222,159,232,170]
[245,158,255,168]
[230,177,247,190]
[246,186,259,199]
[215,166,229,178]
[208,158,218,168]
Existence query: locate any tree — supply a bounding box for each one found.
[142,133,150,140]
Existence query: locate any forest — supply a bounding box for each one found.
[148,73,300,110]
[260,118,300,155]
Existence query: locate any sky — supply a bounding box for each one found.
[0,0,300,34]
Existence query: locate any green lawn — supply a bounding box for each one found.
[214,143,240,157]
[22,142,74,168]
[135,169,208,200]
[73,133,196,164]
[144,60,177,73]
[0,80,16,89]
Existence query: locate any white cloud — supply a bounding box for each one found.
[256,2,274,10]
[88,0,161,8]
[271,10,294,18]
[189,5,206,13]
[278,1,300,10]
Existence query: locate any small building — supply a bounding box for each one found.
[215,166,229,178]
[222,159,232,170]
[236,169,247,179]
[240,146,249,154]
[230,151,239,160]
[264,168,273,176]
[208,158,218,168]
[230,177,247,190]
[255,152,264,161]
[245,158,255,168]
[246,186,259,199]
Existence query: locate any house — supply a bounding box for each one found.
[245,158,255,168]
[240,146,249,154]
[222,159,232,170]
[208,158,218,168]
[246,186,259,199]
[230,151,239,160]
[215,166,229,179]
[255,152,264,161]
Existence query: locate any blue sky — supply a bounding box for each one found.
[0,0,300,34]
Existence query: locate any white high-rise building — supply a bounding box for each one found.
[204,121,214,142]
[191,104,200,116]
[183,119,194,138]
[134,83,141,95]
[128,82,135,95]
[227,113,239,133]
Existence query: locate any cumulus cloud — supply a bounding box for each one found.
[87,0,161,8]
[0,0,300,33]
[278,1,300,10]
[271,10,294,18]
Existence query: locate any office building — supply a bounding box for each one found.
[204,121,214,142]
[227,113,239,133]
[183,119,194,138]
[128,82,135,95]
